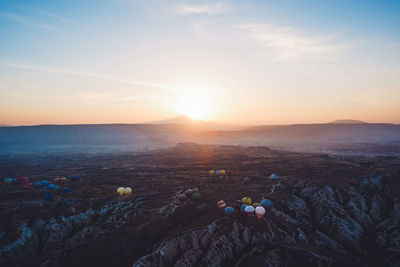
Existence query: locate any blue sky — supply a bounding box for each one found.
[0,0,399,125]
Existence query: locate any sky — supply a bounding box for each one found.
[0,0,399,125]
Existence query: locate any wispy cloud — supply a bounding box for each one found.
[0,61,179,92]
[0,11,59,31]
[237,23,350,60]
[178,2,230,15]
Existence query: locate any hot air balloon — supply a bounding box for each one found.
[242,197,252,205]
[124,187,132,196]
[69,175,81,182]
[192,192,201,200]
[3,178,12,184]
[33,181,42,187]
[255,206,266,219]
[240,204,248,214]
[252,203,261,207]
[18,176,30,183]
[192,188,199,193]
[62,187,71,193]
[234,200,243,209]
[215,170,221,176]
[243,177,250,184]
[23,182,33,189]
[225,207,234,216]
[40,180,49,186]
[220,170,226,176]
[217,200,226,209]
[261,199,272,208]
[44,193,54,201]
[117,187,125,196]
[65,199,75,205]
[245,205,255,216]
[270,174,278,180]
[209,170,215,176]
[185,189,193,196]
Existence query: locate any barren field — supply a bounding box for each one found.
[1,143,400,266]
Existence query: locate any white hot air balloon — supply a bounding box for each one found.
[245,205,255,216]
[255,206,266,219]
[124,187,132,196]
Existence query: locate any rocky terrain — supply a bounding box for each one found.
[0,143,399,266]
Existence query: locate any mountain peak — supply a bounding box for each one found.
[329,119,367,124]
[145,115,198,124]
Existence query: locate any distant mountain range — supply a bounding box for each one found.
[328,119,367,124]
[0,117,399,154]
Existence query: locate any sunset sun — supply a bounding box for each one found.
[177,94,209,120]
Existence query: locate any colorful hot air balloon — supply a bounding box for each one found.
[117,187,125,196]
[240,204,248,214]
[209,170,215,176]
[245,205,255,216]
[23,182,33,189]
[220,170,226,175]
[242,197,252,205]
[255,206,266,219]
[243,177,250,184]
[261,199,272,208]
[225,207,234,216]
[40,180,49,186]
[44,193,54,201]
[124,187,132,196]
[270,174,278,180]
[18,176,30,183]
[234,200,243,209]
[215,170,221,176]
[252,203,261,207]
[217,200,226,209]
[192,192,201,200]
[62,187,71,193]
[3,178,12,184]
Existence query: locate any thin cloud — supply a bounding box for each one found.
[178,2,230,15]
[237,23,350,60]
[0,12,59,31]
[0,61,179,92]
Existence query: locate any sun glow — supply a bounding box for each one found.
[177,94,209,120]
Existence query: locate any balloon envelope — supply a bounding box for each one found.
[40,180,49,186]
[62,187,71,193]
[117,187,125,196]
[261,199,272,208]
[4,178,12,184]
[124,187,132,195]
[23,182,33,189]
[65,199,75,205]
[33,181,42,187]
[242,197,252,205]
[225,207,234,216]
[255,206,266,218]
[217,200,226,209]
[243,177,250,184]
[245,205,255,215]
[215,170,221,176]
[192,192,201,200]
[209,170,215,176]
[270,174,278,179]
[234,200,243,208]
[220,170,226,175]
[44,193,54,201]
[240,204,248,214]
[185,189,193,196]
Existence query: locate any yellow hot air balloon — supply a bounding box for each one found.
[220,169,226,176]
[242,197,252,205]
[117,187,125,196]
[124,187,132,196]
[209,170,215,176]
